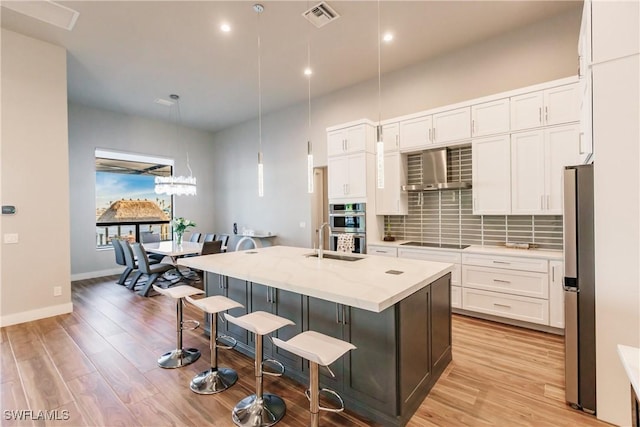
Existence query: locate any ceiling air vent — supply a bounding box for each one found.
[302,2,340,28]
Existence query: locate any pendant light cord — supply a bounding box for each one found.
[377,0,381,124]
[175,98,193,177]
[257,9,262,154]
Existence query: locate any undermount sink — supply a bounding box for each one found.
[305,252,364,262]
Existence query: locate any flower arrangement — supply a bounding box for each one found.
[173,217,196,245]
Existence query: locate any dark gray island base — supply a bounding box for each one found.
[205,271,452,427]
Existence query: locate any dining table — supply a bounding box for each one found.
[143,241,203,280]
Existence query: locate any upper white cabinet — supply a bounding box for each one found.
[472,135,511,215]
[382,123,400,152]
[399,115,432,152]
[376,151,408,215]
[510,84,580,131]
[471,99,510,137]
[399,106,471,152]
[327,123,374,157]
[328,153,367,200]
[432,107,471,144]
[591,0,639,64]
[511,125,580,214]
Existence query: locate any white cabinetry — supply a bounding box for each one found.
[398,248,462,308]
[549,261,565,328]
[399,115,432,152]
[511,125,580,214]
[382,123,399,152]
[578,0,593,164]
[433,107,471,144]
[328,154,367,200]
[510,84,580,131]
[472,135,511,215]
[461,253,550,326]
[471,98,510,137]
[376,151,408,215]
[327,123,374,156]
[367,245,397,257]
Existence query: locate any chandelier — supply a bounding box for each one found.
[155,94,197,196]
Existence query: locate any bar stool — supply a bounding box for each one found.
[272,331,356,427]
[185,295,243,394]
[152,284,204,368]
[224,311,294,427]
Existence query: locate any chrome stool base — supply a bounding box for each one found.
[232,393,286,427]
[190,367,238,394]
[157,348,200,369]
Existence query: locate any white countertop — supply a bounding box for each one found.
[178,245,453,313]
[617,344,640,398]
[368,241,563,260]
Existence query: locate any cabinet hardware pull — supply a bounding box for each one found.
[541,195,544,210]
[342,305,348,325]
[492,260,510,264]
[547,195,550,210]
[335,303,340,324]
[545,106,548,123]
[433,128,436,141]
[344,139,348,151]
[428,128,431,142]
[493,279,511,284]
[219,275,223,289]
[472,119,475,134]
[579,132,585,154]
[493,303,511,308]
[539,107,542,124]
[552,266,555,282]
[395,134,399,147]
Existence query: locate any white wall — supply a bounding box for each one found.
[0,29,71,326]
[210,9,581,248]
[68,104,217,278]
[591,1,640,425]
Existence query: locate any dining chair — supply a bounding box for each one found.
[140,231,165,262]
[217,233,230,251]
[131,243,176,297]
[201,240,223,255]
[203,233,216,242]
[190,232,202,243]
[111,238,132,286]
[121,240,144,290]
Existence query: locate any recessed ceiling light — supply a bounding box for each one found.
[383,32,394,43]
[304,67,312,76]
[221,23,231,33]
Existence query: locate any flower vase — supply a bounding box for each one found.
[176,233,183,245]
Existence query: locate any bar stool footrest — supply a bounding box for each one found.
[181,319,200,331]
[305,387,345,413]
[261,358,285,377]
[215,334,237,350]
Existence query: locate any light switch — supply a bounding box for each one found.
[299,222,306,228]
[4,233,18,244]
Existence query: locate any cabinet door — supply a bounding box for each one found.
[472,99,510,137]
[271,289,304,370]
[307,297,345,391]
[346,154,367,198]
[472,135,511,214]
[382,123,399,152]
[249,283,273,353]
[376,151,407,215]
[399,115,432,152]
[549,261,565,328]
[327,156,348,199]
[511,130,545,214]
[224,277,249,345]
[544,84,580,126]
[579,75,594,164]
[345,124,367,153]
[545,125,580,213]
[433,107,471,144]
[511,91,544,131]
[327,129,346,157]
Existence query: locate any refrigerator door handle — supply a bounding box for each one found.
[564,168,578,278]
[564,290,579,406]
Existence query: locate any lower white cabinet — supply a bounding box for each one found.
[462,288,549,325]
[367,245,398,257]
[462,265,549,299]
[549,261,565,328]
[451,286,462,309]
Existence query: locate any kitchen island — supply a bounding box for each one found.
[179,246,453,426]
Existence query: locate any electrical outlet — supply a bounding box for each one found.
[53,286,62,297]
[299,222,306,228]
[3,233,18,244]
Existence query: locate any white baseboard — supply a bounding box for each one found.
[71,268,121,281]
[0,302,73,327]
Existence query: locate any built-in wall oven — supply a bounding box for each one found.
[329,203,366,254]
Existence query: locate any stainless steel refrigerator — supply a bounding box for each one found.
[563,163,596,414]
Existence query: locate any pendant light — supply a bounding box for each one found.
[375,0,384,189]
[306,5,314,194]
[255,3,265,197]
[154,94,197,196]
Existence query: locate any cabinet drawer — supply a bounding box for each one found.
[462,288,549,325]
[462,253,548,273]
[398,248,461,264]
[368,246,397,257]
[462,265,548,299]
[451,286,462,309]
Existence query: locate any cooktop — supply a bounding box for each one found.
[401,242,470,250]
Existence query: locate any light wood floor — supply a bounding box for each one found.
[1,275,610,427]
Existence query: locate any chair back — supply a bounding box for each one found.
[190,232,202,243]
[203,233,216,242]
[140,231,160,243]
[218,233,230,248]
[201,240,222,255]
[131,243,152,274]
[111,238,126,266]
[122,240,136,269]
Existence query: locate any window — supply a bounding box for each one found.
[95,149,173,249]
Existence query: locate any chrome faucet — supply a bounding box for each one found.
[318,222,331,260]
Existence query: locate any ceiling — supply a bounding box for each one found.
[1,1,581,133]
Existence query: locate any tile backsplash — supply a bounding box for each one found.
[384,146,563,250]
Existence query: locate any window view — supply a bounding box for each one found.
[95,150,173,249]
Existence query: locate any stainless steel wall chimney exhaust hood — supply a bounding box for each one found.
[401,148,471,191]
